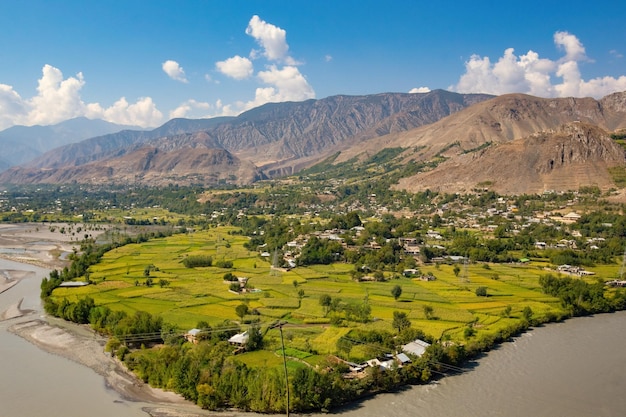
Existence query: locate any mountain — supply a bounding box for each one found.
[395,122,625,195]
[0,117,144,170]
[349,92,626,195]
[0,90,492,186]
[3,90,624,195]
[0,132,264,187]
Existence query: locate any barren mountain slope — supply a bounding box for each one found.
[336,92,626,163]
[395,122,626,194]
[0,132,263,186]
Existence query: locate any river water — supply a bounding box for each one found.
[2,256,626,417]
[0,258,149,417]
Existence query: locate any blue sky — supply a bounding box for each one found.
[1,0,625,129]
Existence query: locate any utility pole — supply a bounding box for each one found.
[275,321,290,417]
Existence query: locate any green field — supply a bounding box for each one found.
[51,226,618,363]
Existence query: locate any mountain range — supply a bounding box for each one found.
[0,118,144,171]
[0,89,625,196]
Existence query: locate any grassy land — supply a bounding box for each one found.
[51,226,619,366]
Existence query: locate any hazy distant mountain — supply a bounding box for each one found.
[24,116,234,169]
[0,117,144,170]
[0,90,491,186]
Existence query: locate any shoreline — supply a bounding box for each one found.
[0,222,239,417]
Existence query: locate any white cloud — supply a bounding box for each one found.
[0,84,28,129]
[86,97,163,127]
[27,65,87,125]
[409,87,431,93]
[554,31,588,62]
[208,15,314,117]
[325,55,333,62]
[451,31,626,99]
[0,65,163,130]
[249,65,314,107]
[162,60,188,83]
[245,15,295,64]
[215,55,254,80]
[169,99,212,119]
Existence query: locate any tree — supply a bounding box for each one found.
[297,288,305,300]
[391,285,402,301]
[235,303,249,320]
[245,324,263,351]
[453,264,461,277]
[475,286,488,297]
[522,306,533,322]
[423,305,434,320]
[392,311,411,333]
[319,294,332,316]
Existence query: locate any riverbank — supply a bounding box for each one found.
[0,223,241,417]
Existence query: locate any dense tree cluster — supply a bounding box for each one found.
[182,255,213,268]
[538,274,625,315]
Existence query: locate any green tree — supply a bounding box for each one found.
[392,311,411,333]
[423,305,434,320]
[235,303,249,320]
[475,286,488,297]
[453,264,461,277]
[522,306,533,322]
[245,324,263,351]
[391,285,402,301]
[319,294,332,316]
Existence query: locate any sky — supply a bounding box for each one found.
[1,0,625,130]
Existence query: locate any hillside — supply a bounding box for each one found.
[2,90,626,195]
[0,132,264,186]
[395,122,626,194]
[0,90,492,186]
[0,117,143,170]
[332,92,626,195]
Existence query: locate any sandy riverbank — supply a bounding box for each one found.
[8,316,252,417]
[0,223,248,417]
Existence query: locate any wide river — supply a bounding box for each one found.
[1,256,626,417]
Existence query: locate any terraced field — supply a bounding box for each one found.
[51,226,616,363]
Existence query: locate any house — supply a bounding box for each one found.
[185,328,202,344]
[403,268,419,277]
[58,281,91,287]
[402,338,431,357]
[228,331,249,345]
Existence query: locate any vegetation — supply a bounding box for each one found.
[3,178,622,414]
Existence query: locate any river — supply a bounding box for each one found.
[0,258,151,417]
[2,256,626,417]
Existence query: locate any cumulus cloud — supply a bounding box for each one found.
[162,60,188,83]
[215,55,254,80]
[210,15,315,117]
[245,15,295,64]
[0,65,163,130]
[169,99,212,119]
[237,65,315,111]
[451,31,626,98]
[0,84,28,129]
[86,97,163,127]
[409,87,431,93]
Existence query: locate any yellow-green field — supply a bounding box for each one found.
[51,226,618,359]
